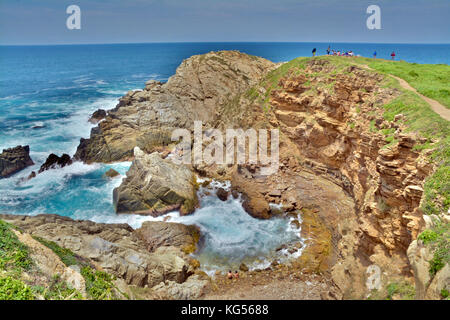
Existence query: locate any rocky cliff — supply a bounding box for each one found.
[0,145,34,178]
[74,51,276,163]
[4,52,448,300]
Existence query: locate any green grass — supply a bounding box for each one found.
[81,267,118,300]
[368,281,415,300]
[0,220,33,273]
[418,229,439,244]
[0,277,34,300]
[419,222,449,277]
[386,281,416,300]
[33,236,82,267]
[31,275,83,300]
[357,58,450,108]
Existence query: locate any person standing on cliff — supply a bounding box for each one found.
[312,48,317,56]
[391,51,396,60]
[373,51,377,58]
[327,46,331,55]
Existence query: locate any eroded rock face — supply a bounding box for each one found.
[0,214,200,290]
[74,51,276,163]
[113,147,197,216]
[194,59,434,298]
[0,145,34,178]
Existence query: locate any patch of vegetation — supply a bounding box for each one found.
[385,281,415,300]
[420,222,449,277]
[31,275,83,300]
[0,276,34,300]
[441,288,449,299]
[81,267,117,300]
[358,58,450,108]
[418,229,439,244]
[33,236,80,267]
[0,220,32,273]
[376,198,391,213]
[422,165,450,215]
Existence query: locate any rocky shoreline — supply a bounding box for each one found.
[1,51,448,300]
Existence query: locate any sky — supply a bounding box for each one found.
[0,0,449,45]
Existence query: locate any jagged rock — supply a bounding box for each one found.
[27,171,36,180]
[113,147,197,216]
[134,221,200,253]
[88,109,107,124]
[0,214,196,289]
[239,263,249,272]
[0,145,34,178]
[38,153,72,173]
[74,51,276,163]
[216,188,229,201]
[104,168,119,178]
[151,275,209,300]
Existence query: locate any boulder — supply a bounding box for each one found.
[216,188,229,201]
[88,109,107,124]
[38,153,72,173]
[151,275,209,300]
[104,168,119,178]
[113,147,197,216]
[134,221,200,253]
[0,145,34,178]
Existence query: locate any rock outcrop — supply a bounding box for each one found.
[38,153,73,173]
[74,51,276,163]
[0,214,202,292]
[0,145,34,178]
[408,238,449,300]
[113,147,197,216]
[88,109,107,124]
[134,221,200,253]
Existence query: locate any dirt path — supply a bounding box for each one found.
[390,74,450,121]
[362,64,450,121]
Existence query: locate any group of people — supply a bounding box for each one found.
[312,46,397,60]
[373,50,396,59]
[227,270,239,280]
[312,46,356,57]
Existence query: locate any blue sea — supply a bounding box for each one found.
[0,42,448,267]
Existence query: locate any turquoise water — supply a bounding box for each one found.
[0,42,447,268]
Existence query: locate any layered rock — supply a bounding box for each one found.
[74,51,276,163]
[0,214,201,291]
[113,147,197,216]
[0,145,34,178]
[134,221,200,253]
